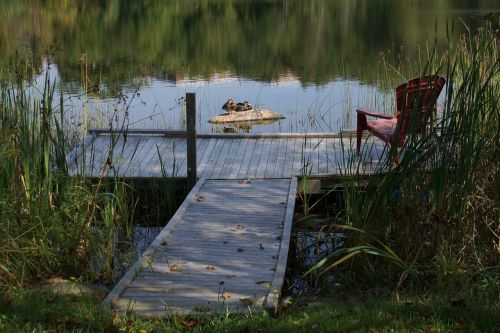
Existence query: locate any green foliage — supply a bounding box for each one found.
[0,61,134,285]
[0,0,496,89]
[1,284,499,332]
[307,24,499,290]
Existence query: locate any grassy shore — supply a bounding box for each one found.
[1,284,499,332]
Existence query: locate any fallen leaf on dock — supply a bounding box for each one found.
[196,196,205,202]
[239,298,254,306]
[255,280,269,285]
[236,225,245,231]
[206,265,216,270]
[169,264,179,271]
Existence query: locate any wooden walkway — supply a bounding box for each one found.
[67,130,388,316]
[103,177,297,316]
[67,132,386,179]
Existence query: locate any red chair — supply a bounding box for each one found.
[356,75,446,161]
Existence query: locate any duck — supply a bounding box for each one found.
[222,99,237,113]
[235,101,253,112]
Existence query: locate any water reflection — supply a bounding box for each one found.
[0,0,497,133]
[212,119,282,133]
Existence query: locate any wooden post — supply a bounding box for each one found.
[186,93,197,190]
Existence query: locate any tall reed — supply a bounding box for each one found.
[308,24,499,291]
[0,59,133,286]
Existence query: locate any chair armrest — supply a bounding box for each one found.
[356,107,393,119]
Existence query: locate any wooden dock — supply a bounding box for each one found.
[67,131,386,180]
[103,177,297,316]
[67,129,387,316]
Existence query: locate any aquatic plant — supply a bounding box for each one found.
[302,23,499,292]
[0,59,136,285]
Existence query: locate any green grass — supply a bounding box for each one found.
[1,285,499,333]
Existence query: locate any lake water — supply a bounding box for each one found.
[0,1,497,134]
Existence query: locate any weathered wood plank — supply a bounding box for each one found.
[209,139,232,179]
[202,139,225,178]
[104,178,293,316]
[236,139,257,179]
[88,128,358,139]
[66,134,96,174]
[217,139,241,179]
[197,138,218,177]
[273,138,288,178]
[71,130,388,180]
[265,177,297,308]
[255,138,273,178]
[122,136,154,177]
[102,177,208,308]
[264,138,280,178]
[228,139,248,179]
[87,136,111,176]
[128,275,272,287]
[246,139,265,178]
[117,136,143,176]
[146,136,177,177]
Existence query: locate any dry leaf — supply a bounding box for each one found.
[236,224,245,231]
[196,196,205,202]
[112,312,121,325]
[206,265,216,270]
[239,298,254,306]
[181,320,198,329]
[169,264,179,271]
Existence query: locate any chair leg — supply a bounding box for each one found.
[356,113,367,155]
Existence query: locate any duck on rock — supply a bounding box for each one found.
[222,99,237,113]
[222,99,253,114]
[236,101,253,111]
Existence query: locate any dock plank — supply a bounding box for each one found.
[255,138,273,178]
[236,139,257,179]
[146,136,175,177]
[103,178,296,316]
[218,139,241,179]
[68,132,381,179]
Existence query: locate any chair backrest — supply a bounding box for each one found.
[394,75,446,145]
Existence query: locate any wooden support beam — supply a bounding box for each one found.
[87,129,359,139]
[186,93,197,190]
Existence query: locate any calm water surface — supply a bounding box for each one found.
[0,1,497,134]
